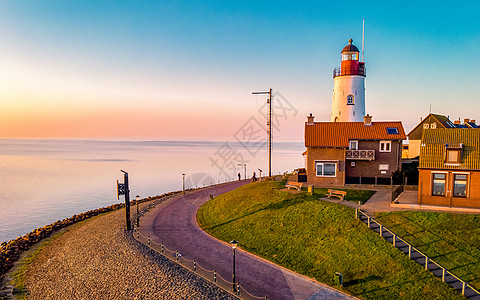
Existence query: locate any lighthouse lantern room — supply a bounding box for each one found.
[331,39,366,122]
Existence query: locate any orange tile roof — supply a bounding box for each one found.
[305,121,406,147]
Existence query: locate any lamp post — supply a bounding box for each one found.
[230,240,238,292]
[237,163,246,180]
[119,170,131,230]
[182,173,186,195]
[135,195,140,227]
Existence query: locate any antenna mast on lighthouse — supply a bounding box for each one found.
[362,19,365,62]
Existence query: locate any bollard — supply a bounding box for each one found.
[237,283,240,296]
[462,282,466,295]
[355,208,358,219]
[148,237,151,246]
[393,234,396,247]
[176,251,179,261]
[193,260,197,271]
[380,225,383,236]
[442,268,445,282]
[214,270,217,282]
[408,245,411,258]
[425,257,428,270]
[367,217,370,228]
[161,243,164,253]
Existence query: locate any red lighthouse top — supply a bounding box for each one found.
[333,39,366,78]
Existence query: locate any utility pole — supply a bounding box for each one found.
[252,88,273,177]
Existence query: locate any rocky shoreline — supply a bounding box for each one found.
[2,191,235,299]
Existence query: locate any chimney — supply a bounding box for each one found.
[307,113,315,125]
[464,118,470,123]
[454,120,461,125]
[363,114,372,126]
[471,119,476,124]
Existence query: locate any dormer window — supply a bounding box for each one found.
[347,94,354,105]
[445,148,462,164]
[349,140,358,150]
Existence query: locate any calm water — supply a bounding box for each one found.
[0,139,304,243]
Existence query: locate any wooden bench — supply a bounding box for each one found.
[327,189,347,201]
[286,181,303,191]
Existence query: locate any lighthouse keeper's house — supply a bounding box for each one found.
[304,114,406,187]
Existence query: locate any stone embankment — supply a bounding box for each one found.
[0,192,180,279]
[21,202,235,299]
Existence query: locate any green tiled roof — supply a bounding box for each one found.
[420,128,480,170]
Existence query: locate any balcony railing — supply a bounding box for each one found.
[333,65,366,78]
[346,150,375,161]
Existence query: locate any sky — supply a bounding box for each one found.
[1,1,479,141]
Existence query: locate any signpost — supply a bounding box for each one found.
[117,170,131,230]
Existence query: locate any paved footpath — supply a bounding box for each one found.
[139,181,355,300]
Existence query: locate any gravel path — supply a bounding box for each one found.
[23,207,236,299]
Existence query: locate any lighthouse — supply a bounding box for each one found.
[331,39,366,122]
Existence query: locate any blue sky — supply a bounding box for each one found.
[1,1,479,139]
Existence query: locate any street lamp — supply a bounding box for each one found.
[230,240,238,292]
[182,173,185,195]
[135,195,140,227]
[237,163,246,180]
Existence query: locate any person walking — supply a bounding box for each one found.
[238,172,241,181]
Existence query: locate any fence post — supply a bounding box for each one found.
[408,245,412,258]
[425,257,428,270]
[214,270,217,282]
[462,282,466,295]
[355,208,358,219]
[393,234,396,247]
[367,216,370,228]
[380,225,383,236]
[442,268,445,282]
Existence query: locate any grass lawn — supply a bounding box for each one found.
[197,181,464,299]
[376,211,480,291]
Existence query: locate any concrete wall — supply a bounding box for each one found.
[418,169,480,208]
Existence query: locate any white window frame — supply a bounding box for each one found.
[379,141,391,152]
[349,140,358,150]
[423,123,430,129]
[315,161,337,177]
[347,94,354,105]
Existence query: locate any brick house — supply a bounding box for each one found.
[418,128,480,208]
[304,114,406,187]
[407,113,478,159]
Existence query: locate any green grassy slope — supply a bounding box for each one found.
[197,182,463,299]
[376,211,480,291]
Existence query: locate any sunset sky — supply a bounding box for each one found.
[1,1,479,140]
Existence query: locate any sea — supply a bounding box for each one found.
[0,138,304,243]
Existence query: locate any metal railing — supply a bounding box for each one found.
[333,65,366,78]
[345,149,375,161]
[131,185,266,300]
[355,209,480,298]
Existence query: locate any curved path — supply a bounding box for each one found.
[138,181,355,300]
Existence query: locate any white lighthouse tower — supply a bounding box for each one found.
[331,39,366,122]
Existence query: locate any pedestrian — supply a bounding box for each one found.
[238,172,241,181]
[252,172,257,182]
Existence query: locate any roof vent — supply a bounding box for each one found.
[363,114,372,126]
[307,113,315,125]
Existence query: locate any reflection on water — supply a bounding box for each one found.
[0,139,304,243]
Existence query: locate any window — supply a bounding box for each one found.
[432,173,446,196]
[380,141,391,152]
[423,123,430,129]
[386,127,399,134]
[431,123,437,129]
[379,164,389,171]
[453,174,467,197]
[316,162,337,177]
[349,140,358,150]
[347,94,354,105]
[445,148,461,163]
